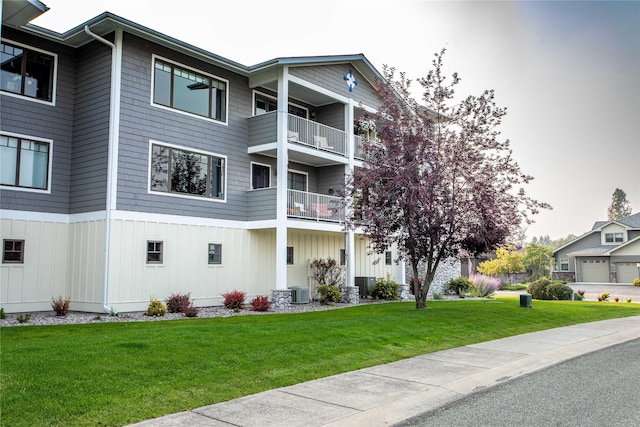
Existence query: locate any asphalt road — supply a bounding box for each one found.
[393,338,640,427]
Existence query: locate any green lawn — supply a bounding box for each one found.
[1,298,638,426]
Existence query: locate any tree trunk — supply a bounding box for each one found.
[411,262,428,309]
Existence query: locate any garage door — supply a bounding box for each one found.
[617,263,640,283]
[580,259,609,282]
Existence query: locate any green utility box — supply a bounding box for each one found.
[520,293,532,308]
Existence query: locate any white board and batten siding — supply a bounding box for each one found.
[0,218,69,312]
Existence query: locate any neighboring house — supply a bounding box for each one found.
[0,2,403,313]
[552,212,640,283]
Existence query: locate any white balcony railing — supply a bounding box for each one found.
[287,114,347,156]
[287,189,344,223]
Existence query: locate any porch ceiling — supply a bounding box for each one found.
[259,81,338,107]
[249,144,348,167]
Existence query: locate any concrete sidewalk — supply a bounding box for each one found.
[130,316,640,427]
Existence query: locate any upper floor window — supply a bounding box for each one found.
[287,170,307,192]
[605,232,623,243]
[385,251,392,265]
[1,41,55,102]
[251,162,270,189]
[0,134,50,191]
[150,142,225,201]
[153,57,227,122]
[253,91,308,118]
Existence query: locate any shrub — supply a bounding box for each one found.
[145,296,167,317]
[17,313,31,323]
[166,293,192,313]
[222,290,246,310]
[51,296,71,316]
[528,278,551,300]
[250,296,270,312]
[0,308,5,320]
[469,274,500,297]
[318,284,342,304]
[614,297,619,302]
[546,283,573,300]
[633,278,640,287]
[181,300,199,317]
[310,258,344,288]
[445,277,473,297]
[626,297,633,303]
[370,274,400,300]
[599,291,610,302]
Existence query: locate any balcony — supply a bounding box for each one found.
[248,112,349,166]
[287,189,344,223]
[246,188,345,223]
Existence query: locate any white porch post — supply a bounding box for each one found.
[275,67,289,290]
[345,100,355,287]
[397,259,406,284]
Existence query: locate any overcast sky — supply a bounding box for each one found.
[30,0,640,241]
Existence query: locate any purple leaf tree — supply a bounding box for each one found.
[346,49,549,309]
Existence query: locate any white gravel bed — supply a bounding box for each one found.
[0,300,382,327]
[0,295,475,328]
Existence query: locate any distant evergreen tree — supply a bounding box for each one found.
[607,188,632,220]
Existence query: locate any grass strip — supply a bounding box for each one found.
[1,298,638,426]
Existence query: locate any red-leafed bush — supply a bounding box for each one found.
[250,296,270,312]
[222,290,246,310]
[165,292,192,313]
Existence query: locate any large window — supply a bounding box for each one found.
[3,239,24,263]
[251,162,270,189]
[153,57,227,122]
[1,41,55,102]
[150,142,225,200]
[0,134,50,190]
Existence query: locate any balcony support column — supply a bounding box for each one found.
[344,99,356,287]
[275,66,289,290]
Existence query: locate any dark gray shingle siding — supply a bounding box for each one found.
[115,34,252,220]
[0,27,74,214]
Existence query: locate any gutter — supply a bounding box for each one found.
[84,25,122,314]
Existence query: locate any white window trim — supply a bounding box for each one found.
[150,54,229,126]
[146,240,164,265]
[287,169,308,192]
[252,89,309,118]
[250,161,272,190]
[0,38,58,106]
[0,130,53,194]
[147,139,227,203]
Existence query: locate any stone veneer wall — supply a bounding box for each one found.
[271,289,293,309]
[340,286,359,304]
[404,258,461,297]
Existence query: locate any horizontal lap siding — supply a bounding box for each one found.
[116,34,252,220]
[317,165,346,195]
[289,64,381,109]
[70,41,111,213]
[0,28,75,214]
[247,188,276,221]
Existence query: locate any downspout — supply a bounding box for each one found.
[84,25,122,313]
